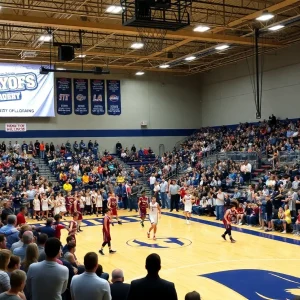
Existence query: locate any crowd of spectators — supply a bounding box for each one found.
[147,116,300,235]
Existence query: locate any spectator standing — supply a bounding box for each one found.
[21,243,39,273]
[1,202,14,225]
[169,180,180,212]
[110,269,130,300]
[0,216,19,250]
[0,236,6,250]
[16,207,27,226]
[216,189,225,221]
[13,231,34,261]
[0,250,11,293]
[160,179,169,209]
[0,270,27,300]
[127,253,177,300]
[26,237,69,300]
[70,252,111,300]
[185,291,201,300]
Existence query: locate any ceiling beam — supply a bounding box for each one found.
[0,13,281,47]
[0,44,170,61]
[212,0,300,33]
[0,55,184,73]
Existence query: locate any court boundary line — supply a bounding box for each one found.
[162,212,300,246]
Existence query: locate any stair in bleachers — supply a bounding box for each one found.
[32,157,58,185]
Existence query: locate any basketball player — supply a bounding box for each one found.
[222,204,237,243]
[138,190,148,227]
[68,212,78,241]
[182,189,195,224]
[99,209,116,255]
[107,192,122,225]
[147,197,161,240]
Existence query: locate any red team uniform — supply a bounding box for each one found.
[69,220,77,240]
[103,215,111,243]
[223,209,236,229]
[139,196,148,218]
[109,197,118,216]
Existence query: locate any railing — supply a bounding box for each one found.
[278,151,300,166]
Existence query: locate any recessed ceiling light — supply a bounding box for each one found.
[39,35,52,42]
[131,42,144,49]
[256,11,274,21]
[159,64,170,69]
[56,68,66,70]
[77,54,86,58]
[215,44,230,50]
[185,56,196,61]
[269,24,285,31]
[135,71,145,76]
[193,25,210,32]
[106,5,123,14]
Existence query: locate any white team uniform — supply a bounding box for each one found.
[33,199,41,211]
[60,197,67,212]
[41,198,49,211]
[54,199,61,215]
[96,194,103,208]
[149,202,159,224]
[184,195,192,213]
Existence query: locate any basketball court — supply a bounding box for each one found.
[32,211,300,300]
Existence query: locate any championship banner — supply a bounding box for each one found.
[90,79,105,115]
[73,78,88,115]
[0,63,54,117]
[106,80,121,116]
[56,78,72,115]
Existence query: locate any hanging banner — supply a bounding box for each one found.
[90,79,105,115]
[73,78,88,115]
[0,63,54,117]
[56,78,72,115]
[106,80,121,116]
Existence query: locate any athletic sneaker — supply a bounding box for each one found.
[147,232,150,238]
[281,230,286,234]
[99,249,104,255]
[140,221,144,228]
[109,250,116,254]
[153,236,156,240]
[221,234,226,241]
[230,238,236,243]
[187,220,190,225]
[118,221,122,225]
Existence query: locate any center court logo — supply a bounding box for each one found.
[200,269,300,300]
[127,237,192,249]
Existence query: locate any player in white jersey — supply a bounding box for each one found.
[182,189,195,224]
[147,197,161,240]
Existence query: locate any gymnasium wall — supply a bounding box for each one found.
[199,43,300,126]
[0,73,201,154]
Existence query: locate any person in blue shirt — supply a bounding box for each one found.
[37,218,56,238]
[0,215,19,249]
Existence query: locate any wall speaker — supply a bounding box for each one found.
[58,45,75,62]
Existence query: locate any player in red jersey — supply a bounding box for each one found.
[138,190,148,228]
[99,209,116,255]
[108,193,122,225]
[68,212,78,242]
[222,204,237,243]
[73,195,83,232]
[52,214,67,240]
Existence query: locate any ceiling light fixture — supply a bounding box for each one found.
[269,24,285,31]
[185,56,196,61]
[77,54,86,58]
[106,5,123,14]
[256,11,274,21]
[215,44,230,50]
[39,35,52,42]
[131,42,144,49]
[135,71,145,75]
[159,64,170,69]
[193,25,210,32]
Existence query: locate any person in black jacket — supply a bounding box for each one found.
[110,269,130,300]
[127,253,177,300]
